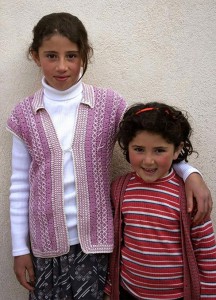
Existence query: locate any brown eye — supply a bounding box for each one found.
[134,147,144,152]
[155,148,165,153]
[46,54,57,59]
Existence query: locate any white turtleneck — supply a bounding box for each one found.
[10,78,83,256]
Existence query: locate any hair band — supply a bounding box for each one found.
[135,107,170,116]
[135,107,157,115]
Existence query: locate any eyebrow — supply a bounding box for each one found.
[131,145,168,149]
[43,50,80,53]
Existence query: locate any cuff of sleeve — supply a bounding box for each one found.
[13,248,30,256]
[182,168,202,182]
[173,161,202,182]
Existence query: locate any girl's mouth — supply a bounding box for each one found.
[142,168,157,174]
[54,76,69,81]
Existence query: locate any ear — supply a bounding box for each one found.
[173,142,184,160]
[31,51,41,67]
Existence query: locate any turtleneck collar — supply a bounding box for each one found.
[42,77,83,101]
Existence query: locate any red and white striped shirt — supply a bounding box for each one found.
[120,170,216,299]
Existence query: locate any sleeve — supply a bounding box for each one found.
[173,160,202,182]
[191,218,216,298]
[9,135,31,256]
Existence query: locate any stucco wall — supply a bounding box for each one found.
[1,1,216,299]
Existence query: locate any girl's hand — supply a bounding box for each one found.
[14,254,35,291]
[185,173,213,224]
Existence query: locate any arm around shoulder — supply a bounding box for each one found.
[173,161,212,224]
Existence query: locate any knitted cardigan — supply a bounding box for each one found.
[7,83,127,258]
[107,173,201,300]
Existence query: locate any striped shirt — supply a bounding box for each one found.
[120,170,216,299]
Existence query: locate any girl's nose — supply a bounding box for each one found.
[143,154,154,165]
[56,58,68,71]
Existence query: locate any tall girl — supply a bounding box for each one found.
[7,12,212,300]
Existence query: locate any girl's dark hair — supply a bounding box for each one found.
[118,102,196,164]
[28,12,93,77]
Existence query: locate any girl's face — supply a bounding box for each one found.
[128,131,183,183]
[32,34,82,91]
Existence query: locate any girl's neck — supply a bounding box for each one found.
[42,77,82,101]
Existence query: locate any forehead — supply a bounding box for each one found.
[40,34,79,51]
[131,131,173,146]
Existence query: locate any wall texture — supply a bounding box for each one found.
[1,1,216,299]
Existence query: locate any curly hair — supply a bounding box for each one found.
[117,102,196,164]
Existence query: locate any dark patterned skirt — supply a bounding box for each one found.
[29,244,108,300]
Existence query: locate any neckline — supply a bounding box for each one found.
[134,168,175,185]
[42,77,83,101]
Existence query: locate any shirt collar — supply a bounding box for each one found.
[31,82,95,114]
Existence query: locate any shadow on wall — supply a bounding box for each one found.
[111,143,132,181]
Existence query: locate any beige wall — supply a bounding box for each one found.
[1,1,216,299]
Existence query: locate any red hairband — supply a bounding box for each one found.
[135,107,169,115]
[135,107,157,115]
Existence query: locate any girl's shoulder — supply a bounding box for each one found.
[84,82,118,93]
[111,172,133,192]
[110,173,133,207]
[82,83,127,115]
[83,83,126,100]
[10,88,44,113]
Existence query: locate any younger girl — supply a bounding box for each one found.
[7,12,212,300]
[104,102,216,300]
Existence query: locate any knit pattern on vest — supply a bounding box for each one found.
[7,84,127,257]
